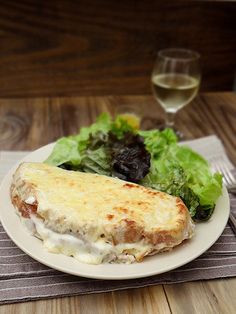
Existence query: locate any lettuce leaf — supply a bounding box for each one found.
[81,146,112,176]
[45,136,82,167]
[45,112,136,169]
[142,142,222,219]
[141,155,199,217]
[139,128,177,158]
[167,145,223,208]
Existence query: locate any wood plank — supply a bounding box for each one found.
[1,278,235,313]
[0,286,171,314]
[164,278,236,314]
[0,1,235,97]
[108,286,171,314]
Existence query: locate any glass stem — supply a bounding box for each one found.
[165,111,176,128]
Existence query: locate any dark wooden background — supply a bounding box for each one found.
[0,0,235,97]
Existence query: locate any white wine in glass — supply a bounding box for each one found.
[151,49,201,137]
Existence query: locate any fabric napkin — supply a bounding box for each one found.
[0,135,235,304]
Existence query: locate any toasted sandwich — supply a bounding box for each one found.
[10,162,194,264]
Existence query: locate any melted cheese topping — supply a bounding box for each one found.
[15,162,184,234]
[20,214,152,264]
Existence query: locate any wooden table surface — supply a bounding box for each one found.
[0,92,236,313]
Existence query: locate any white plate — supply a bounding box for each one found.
[0,143,230,280]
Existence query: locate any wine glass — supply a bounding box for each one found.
[151,48,201,137]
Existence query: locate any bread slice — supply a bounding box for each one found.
[10,162,194,264]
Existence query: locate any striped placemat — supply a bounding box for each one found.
[0,139,236,304]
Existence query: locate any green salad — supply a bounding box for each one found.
[45,113,222,222]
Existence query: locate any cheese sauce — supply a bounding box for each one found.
[21,214,152,264]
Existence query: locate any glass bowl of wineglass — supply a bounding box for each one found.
[151,48,201,138]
